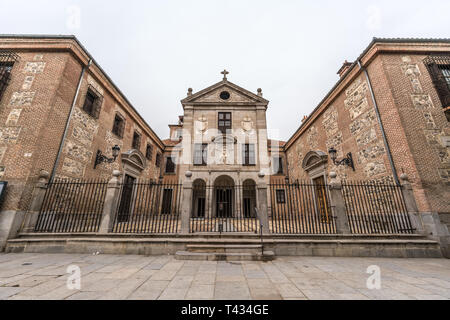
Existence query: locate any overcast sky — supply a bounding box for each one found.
[1,0,450,141]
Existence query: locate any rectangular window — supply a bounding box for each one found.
[132,131,141,150]
[82,86,103,119]
[218,112,232,134]
[146,144,153,161]
[161,189,173,214]
[165,157,176,174]
[424,55,450,108]
[194,143,208,166]
[273,157,283,174]
[0,52,18,103]
[112,113,125,138]
[242,144,256,166]
[276,189,286,204]
[155,152,162,167]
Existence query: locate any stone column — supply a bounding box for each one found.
[328,172,351,234]
[180,171,193,234]
[99,170,121,234]
[256,172,270,234]
[399,173,424,234]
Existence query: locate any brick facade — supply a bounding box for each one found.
[284,39,450,215]
[0,36,164,214]
[0,35,449,220]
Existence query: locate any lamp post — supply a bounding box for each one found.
[328,147,355,171]
[94,145,121,169]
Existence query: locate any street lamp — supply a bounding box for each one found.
[94,145,121,169]
[328,147,355,171]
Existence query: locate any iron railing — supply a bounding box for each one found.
[35,178,108,233]
[112,180,182,233]
[269,181,337,234]
[341,180,414,234]
[190,184,260,233]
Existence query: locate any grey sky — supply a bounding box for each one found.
[1,0,449,141]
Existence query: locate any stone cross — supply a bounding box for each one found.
[221,69,229,80]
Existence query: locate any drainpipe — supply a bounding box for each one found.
[357,60,400,186]
[49,59,92,182]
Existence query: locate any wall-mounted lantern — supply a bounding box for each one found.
[328,147,355,171]
[94,145,121,169]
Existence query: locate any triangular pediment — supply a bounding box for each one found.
[181,80,269,105]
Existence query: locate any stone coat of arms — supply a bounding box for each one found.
[195,115,208,134]
[241,116,253,133]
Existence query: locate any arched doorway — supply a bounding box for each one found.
[117,149,147,222]
[242,179,256,218]
[213,175,234,218]
[192,179,206,218]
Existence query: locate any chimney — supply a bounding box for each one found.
[337,60,353,78]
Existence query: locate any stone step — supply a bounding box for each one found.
[186,244,263,253]
[175,250,275,261]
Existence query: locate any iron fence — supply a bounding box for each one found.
[190,184,260,233]
[112,180,182,233]
[269,181,337,234]
[341,180,414,234]
[35,178,108,233]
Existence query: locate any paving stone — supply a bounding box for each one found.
[1,253,449,301]
[158,287,188,300]
[0,287,27,300]
[66,291,103,300]
[250,288,282,300]
[128,280,170,300]
[247,278,274,289]
[193,273,216,285]
[186,285,214,299]
[275,283,306,299]
[215,281,251,300]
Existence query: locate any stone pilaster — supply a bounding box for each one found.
[256,172,270,234]
[399,173,424,234]
[180,171,193,234]
[98,170,121,234]
[328,172,351,234]
[21,170,50,233]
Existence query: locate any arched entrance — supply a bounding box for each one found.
[213,175,234,218]
[192,179,206,218]
[242,179,256,218]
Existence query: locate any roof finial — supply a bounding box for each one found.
[221,69,229,80]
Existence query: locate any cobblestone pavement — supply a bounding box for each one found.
[0,253,449,300]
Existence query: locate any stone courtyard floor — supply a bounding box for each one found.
[0,253,449,300]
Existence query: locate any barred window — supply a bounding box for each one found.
[0,51,18,103]
[146,144,153,161]
[112,113,125,138]
[82,86,103,119]
[242,144,256,166]
[165,156,176,174]
[194,143,208,166]
[155,152,162,167]
[273,157,283,174]
[276,189,286,204]
[132,131,141,150]
[424,55,450,108]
